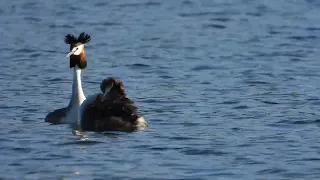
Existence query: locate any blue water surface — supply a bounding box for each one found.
[0,0,320,179]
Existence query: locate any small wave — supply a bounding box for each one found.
[246,12,264,17]
[257,168,287,175]
[287,35,317,41]
[87,22,122,26]
[181,122,201,127]
[17,48,36,53]
[179,12,217,17]
[190,65,214,71]
[126,63,151,69]
[179,11,234,18]
[210,17,232,22]
[168,136,199,141]
[47,78,64,82]
[306,27,320,31]
[201,81,211,85]
[181,0,193,5]
[11,147,33,153]
[29,53,41,58]
[0,105,26,109]
[289,158,320,162]
[118,2,161,8]
[233,105,249,109]
[141,55,160,59]
[203,24,226,29]
[102,22,122,26]
[159,75,173,79]
[49,24,74,29]
[141,37,161,41]
[56,140,104,146]
[24,17,42,22]
[290,58,303,62]
[245,80,270,85]
[181,148,229,156]
[220,100,240,105]
[94,2,109,7]
[257,99,279,105]
[271,119,320,125]
[23,108,38,113]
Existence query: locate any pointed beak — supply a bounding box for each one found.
[66,47,78,57]
[103,85,113,97]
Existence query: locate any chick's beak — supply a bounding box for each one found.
[103,84,113,97]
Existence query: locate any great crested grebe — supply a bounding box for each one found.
[45,32,90,126]
[45,32,147,132]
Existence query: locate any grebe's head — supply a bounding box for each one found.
[100,77,126,99]
[64,32,91,69]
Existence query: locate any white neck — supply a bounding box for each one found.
[68,65,86,106]
[66,65,86,127]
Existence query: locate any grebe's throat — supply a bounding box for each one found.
[68,65,86,108]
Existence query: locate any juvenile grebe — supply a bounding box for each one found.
[81,77,148,132]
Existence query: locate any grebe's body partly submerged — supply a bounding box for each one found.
[45,32,148,132]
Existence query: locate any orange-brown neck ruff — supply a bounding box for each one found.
[70,51,87,69]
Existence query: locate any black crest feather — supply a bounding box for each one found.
[64,34,77,44]
[78,32,91,44]
[64,32,91,44]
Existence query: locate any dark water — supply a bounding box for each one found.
[0,0,320,179]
